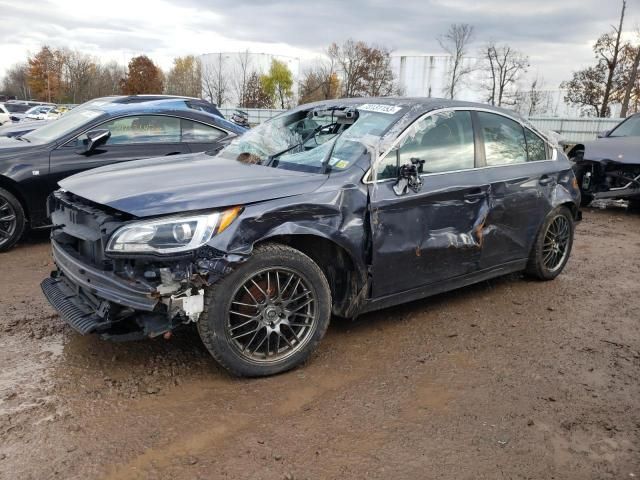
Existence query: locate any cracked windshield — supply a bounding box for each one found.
[215,105,405,173]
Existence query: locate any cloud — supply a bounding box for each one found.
[0,0,637,89]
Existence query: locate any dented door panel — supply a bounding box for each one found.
[479,162,553,267]
[369,170,491,298]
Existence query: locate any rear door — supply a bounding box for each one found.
[369,109,491,297]
[48,115,190,191]
[473,111,558,268]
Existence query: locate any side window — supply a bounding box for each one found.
[524,128,548,161]
[477,112,527,166]
[76,115,181,146]
[376,110,475,180]
[180,119,226,143]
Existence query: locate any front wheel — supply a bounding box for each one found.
[197,243,332,377]
[0,187,26,252]
[525,206,575,281]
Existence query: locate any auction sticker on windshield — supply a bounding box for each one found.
[358,104,402,115]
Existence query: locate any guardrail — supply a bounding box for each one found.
[219,107,623,142]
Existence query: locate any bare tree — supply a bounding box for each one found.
[438,23,475,99]
[299,58,340,104]
[1,63,31,99]
[232,50,252,107]
[62,49,97,103]
[327,39,396,97]
[597,0,626,117]
[620,31,640,117]
[481,42,529,106]
[202,53,230,106]
[92,61,125,97]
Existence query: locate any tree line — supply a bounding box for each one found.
[1,4,638,118]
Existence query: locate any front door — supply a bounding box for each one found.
[369,109,489,298]
[47,115,190,193]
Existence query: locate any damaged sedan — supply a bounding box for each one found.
[41,98,581,377]
[569,112,640,208]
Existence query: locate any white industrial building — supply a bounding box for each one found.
[199,52,300,107]
[390,54,581,116]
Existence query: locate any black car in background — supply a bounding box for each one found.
[569,112,640,208]
[41,98,581,377]
[0,95,246,251]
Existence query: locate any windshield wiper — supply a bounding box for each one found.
[14,136,30,143]
[265,122,339,166]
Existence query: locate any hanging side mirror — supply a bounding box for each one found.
[393,157,425,196]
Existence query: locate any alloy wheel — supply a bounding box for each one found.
[0,196,17,248]
[542,215,570,273]
[226,267,317,364]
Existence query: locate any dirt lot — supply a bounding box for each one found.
[0,206,639,480]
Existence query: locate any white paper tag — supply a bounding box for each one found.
[358,104,402,115]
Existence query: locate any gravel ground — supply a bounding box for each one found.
[0,206,639,480]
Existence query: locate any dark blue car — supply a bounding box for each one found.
[0,95,246,251]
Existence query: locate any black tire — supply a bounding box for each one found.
[0,187,26,253]
[197,243,332,377]
[628,198,640,212]
[525,206,574,281]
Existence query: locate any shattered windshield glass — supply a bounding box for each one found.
[214,104,405,173]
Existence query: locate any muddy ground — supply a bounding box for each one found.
[0,206,639,480]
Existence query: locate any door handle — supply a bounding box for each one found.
[539,175,553,186]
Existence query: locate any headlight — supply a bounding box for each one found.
[106,207,241,254]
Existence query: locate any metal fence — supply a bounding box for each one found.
[527,117,621,142]
[219,107,621,143]
[219,108,285,125]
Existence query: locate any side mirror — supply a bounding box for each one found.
[79,129,111,154]
[393,157,425,196]
[596,130,610,139]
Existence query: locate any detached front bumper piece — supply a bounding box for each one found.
[41,276,109,334]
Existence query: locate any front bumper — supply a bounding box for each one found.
[49,239,158,311]
[41,240,159,336]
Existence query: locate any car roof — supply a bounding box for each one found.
[297,96,522,118]
[79,95,245,135]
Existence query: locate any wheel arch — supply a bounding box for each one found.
[567,143,585,161]
[253,233,368,318]
[0,175,29,222]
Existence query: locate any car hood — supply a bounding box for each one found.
[0,135,36,151]
[59,152,329,217]
[582,137,640,165]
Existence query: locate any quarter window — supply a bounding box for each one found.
[376,110,475,179]
[180,119,226,143]
[524,128,548,161]
[477,112,527,166]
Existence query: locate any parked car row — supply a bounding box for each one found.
[0,94,245,252]
[32,97,582,377]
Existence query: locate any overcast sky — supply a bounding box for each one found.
[0,0,638,89]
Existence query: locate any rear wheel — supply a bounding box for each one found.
[197,243,331,377]
[0,187,26,252]
[526,206,574,281]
